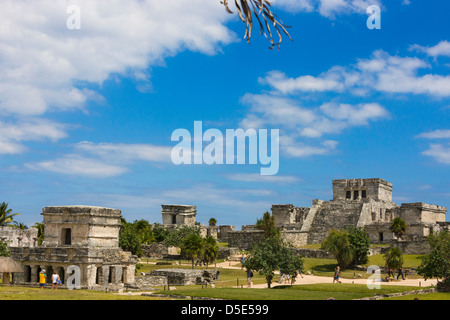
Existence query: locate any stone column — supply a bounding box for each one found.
[31,265,39,283]
[85,264,97,287]
[113,266,123,284]
[102,265,110,284]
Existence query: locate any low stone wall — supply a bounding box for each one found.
[228,230,308,250]
[228,230,263,250]
[133,275,168,289]
[218,247,240,260]
[292,248,334,259]
[390,240,431,255]
[149,268,220,286]
[141,242,178,259]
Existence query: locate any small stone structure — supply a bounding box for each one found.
[10,206,137,289]
[159,204,218,240]
[161,205,197,226]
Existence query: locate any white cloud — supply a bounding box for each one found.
[25,141,174,177]
[226,173,300,183]
[240,93,388,157]
[75,141,172,163]
[417,129,450,139]
[26,155,128,177]
[422,143,450,165]
[410,41,450,58]
[0,0,234,116]
[260,48,450,98]
[272,0,381,18]
[0,119,68,154]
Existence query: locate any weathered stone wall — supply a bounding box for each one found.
[133,275,168,289]
[217,247,240,259]
[0,226,38,247]
[141,242,178,259]
[228,229,308,249]
[291,248,333,259]
[218,225,235,242]
[390,240,431,255]
[149,268,220,285]
[228,230,263,250]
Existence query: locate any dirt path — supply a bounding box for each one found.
[212,260,437,289]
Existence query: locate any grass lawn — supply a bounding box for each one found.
[153,283,424,300]
[383,292,450,300]
[0,285,164,300]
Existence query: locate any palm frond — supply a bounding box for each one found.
[221,0,292,49]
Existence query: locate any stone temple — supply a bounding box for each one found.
[229,178,449,253]
[10,206,136,289]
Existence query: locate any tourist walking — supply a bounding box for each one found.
[397,267,405,280]
[333,266,341,283]
[52,270,61,289]
[246,268,253,287]
[388,268,394,278]
[240,254,246,270]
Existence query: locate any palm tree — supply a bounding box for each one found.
[12,221,28,230]
[0,202,20,227]
[221,0,292,49]
[33,222,44,246]
[390,217,408,240]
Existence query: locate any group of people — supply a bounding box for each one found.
[39,270,62,289]
[388,267,406,280]
[333,265,407,283]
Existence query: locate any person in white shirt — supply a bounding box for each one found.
[51,271,61,289]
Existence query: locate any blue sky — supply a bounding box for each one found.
[0,0,449,228]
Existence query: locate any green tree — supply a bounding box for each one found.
[384,247,404,270]
[0,202,20,226]
[202,236,219,267]
[347,227,371,265]
[208,218,217,226]
[180,233,205,269]
[13,221,28,230]
[164,225,201,248]
[417,229,450,290]
[321,229,354,269]
[255,211,280,239]
[118,218,156,256]
[33,222,44,246]
[0,239,10,257]
[134,219,155,244]
[390,217,408,240]
[153,223,170,242]
[119,221,143,256]
[243,235,303,288]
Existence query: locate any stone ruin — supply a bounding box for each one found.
[228,178,449,254]
[1,177,448,290]
[9,206,136,290]
[160,204,218,240]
